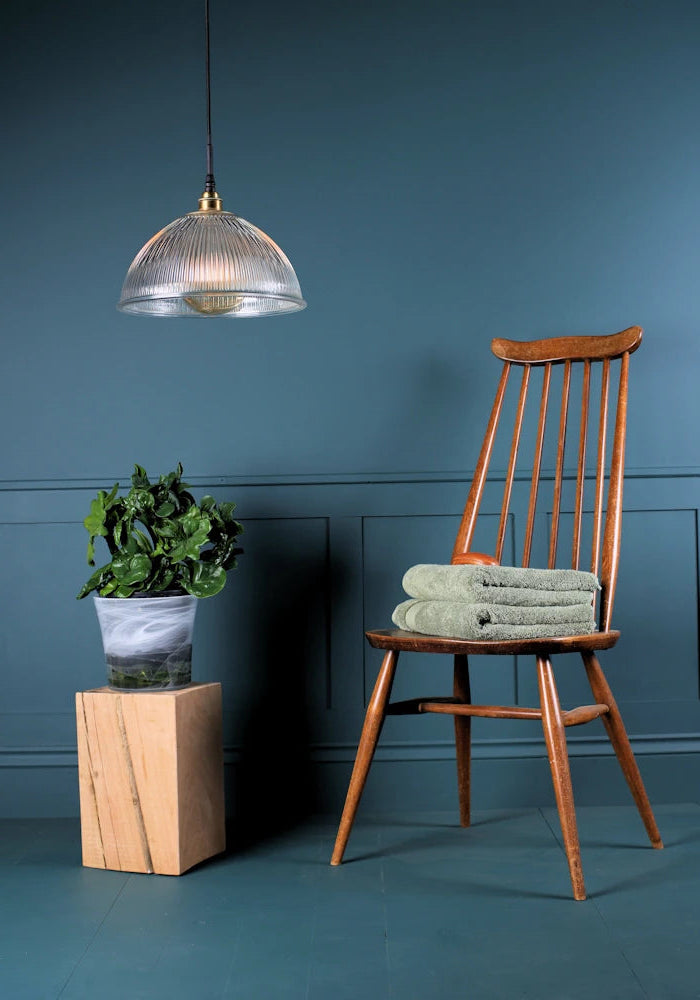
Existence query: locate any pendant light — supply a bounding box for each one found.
[117,0,306,318]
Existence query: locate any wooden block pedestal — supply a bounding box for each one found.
[76,682,225,875]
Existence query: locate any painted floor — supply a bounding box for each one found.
[1,805,699,999]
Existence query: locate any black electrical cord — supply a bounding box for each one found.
[204,0,216,194]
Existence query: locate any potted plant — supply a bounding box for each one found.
[77,463,243,690]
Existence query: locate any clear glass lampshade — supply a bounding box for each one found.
[117,210,306,317]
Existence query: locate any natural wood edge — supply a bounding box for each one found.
[115,694,154,874]
[451,552,499,566]
[387,698,610,725]
[562,704,610,727]
[365,629,620,655]
[75,692,107,870]
[491,327,642,365]
[330,650,399,866]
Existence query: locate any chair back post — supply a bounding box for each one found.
[453,328,641,632]
[598,350,631,631]
[451,362,510,562]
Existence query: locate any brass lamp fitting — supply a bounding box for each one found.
[198,190,223,212]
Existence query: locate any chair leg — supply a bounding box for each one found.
[454,654,471,827]
[537,655,586,901]
[582,651,663,849]
[331,649,399,865]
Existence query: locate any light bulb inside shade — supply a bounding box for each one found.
[118,210,306,318]
[183,293,246,315]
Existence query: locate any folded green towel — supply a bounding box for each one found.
[402,564,599,605]
[392,599,597,640]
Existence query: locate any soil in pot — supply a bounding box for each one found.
[106,646,193,690]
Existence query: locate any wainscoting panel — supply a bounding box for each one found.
[1,471,699,817]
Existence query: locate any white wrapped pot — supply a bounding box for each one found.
[94,594,197,691]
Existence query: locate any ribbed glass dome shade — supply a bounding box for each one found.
[118,211,306,317]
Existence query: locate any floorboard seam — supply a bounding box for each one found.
[538,806,569,861]
[589,898,652,999]
[538,808,652,998]
[54,874,131,999]
[381,854,392,1000]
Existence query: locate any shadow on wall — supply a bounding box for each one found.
[216,352,482,849]
[219,530,328,850]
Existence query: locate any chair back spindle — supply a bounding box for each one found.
[452,362,510,560]
[572,360,591,570]
[590,358,610,578]
[548,360,571,568]
[495,367,530,563]
[522,362,551,567]
[452,327,641,631]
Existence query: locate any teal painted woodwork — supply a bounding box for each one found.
[2,807,700,997]
[1,473,700,816]
[2,0,700,815]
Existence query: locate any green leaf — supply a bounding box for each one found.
[219,501,239,522]
[185,563,226,598]
[169,537,204,562]
[112,517,131,549]
[153,568,176,592]
[84,497,108,538]
[154,520,178,539]
[123,554,151,585]
[112,553,151,585]
[131,464,150,488]
[180,507,204,536]
[124,534,139,556]
[125,489,154,514]
[133,528,153,554]
[76,563,112,599]
[104,482,119,508]
[78,463,242,600]
[222,547,244,571]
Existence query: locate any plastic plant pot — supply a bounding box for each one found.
[93,593,197,690]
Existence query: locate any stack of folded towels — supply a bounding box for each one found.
[392,564,600,640]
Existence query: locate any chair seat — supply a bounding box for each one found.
[365,627,620,656]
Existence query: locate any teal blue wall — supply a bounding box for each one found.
[2,0,700,818]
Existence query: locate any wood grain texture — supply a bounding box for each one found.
[386,698,609,727]
[537,656,586,901]
[590,358,610,578]
[451,362,510,562]
[496,367,530,563]
[334,329,656,899]
[365,628,620,656]
[548,359,571,567]
[572,359,591,570]
[599,351,630,631]
[451,552,500,566]
[582,652,663,848]
[491,326,642,364]
[522,362,551,567]
[76,684,225,876]
[453,655,471,827]
[331,650,399,865]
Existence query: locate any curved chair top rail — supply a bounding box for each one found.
[491,326,642,365]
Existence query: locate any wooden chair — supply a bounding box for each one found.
[330,326,662,900]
